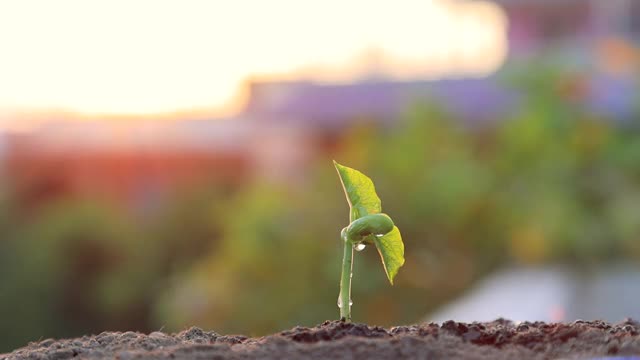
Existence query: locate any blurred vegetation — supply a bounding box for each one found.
[2,64,640,351]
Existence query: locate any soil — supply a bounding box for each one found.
[3,319,640,360]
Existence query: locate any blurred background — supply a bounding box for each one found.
[2,0,640,353]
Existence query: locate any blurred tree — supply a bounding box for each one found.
[0,200,154,349]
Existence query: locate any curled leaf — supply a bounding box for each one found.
[373,226,405,285]
[345,213,394,242]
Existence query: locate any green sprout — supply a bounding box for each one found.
[334,161,405,321]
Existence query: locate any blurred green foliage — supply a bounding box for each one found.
[2,65,640,352]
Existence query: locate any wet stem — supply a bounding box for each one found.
[339,238,354,321]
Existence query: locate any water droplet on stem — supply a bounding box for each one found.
[337,296,353,308]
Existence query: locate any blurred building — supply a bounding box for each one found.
[498,0,639,55]
[244,79,515,126]
[2,120,251,214]
[243,0,640,124]
[2,0,640,212]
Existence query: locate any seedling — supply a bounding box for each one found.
[334,161,405,321]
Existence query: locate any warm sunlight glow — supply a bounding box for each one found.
[0,0,507,116]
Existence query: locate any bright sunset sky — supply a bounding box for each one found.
[0,0,507,118]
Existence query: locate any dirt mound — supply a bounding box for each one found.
[4,319,640,359]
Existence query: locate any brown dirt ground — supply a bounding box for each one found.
[3,319,640,359]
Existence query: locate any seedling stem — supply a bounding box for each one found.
[339,238,354,321]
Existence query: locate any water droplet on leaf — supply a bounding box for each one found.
[354,243,366,251]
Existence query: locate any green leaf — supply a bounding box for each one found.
[334,160,405,284]
[373,226,405,285]
[333,161,382,221]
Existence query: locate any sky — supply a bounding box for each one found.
[0,0,507,118]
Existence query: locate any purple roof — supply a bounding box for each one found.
[244,78,519,127]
